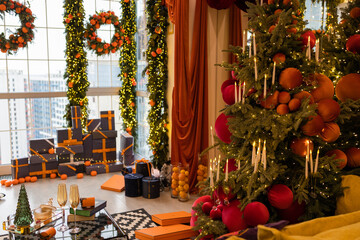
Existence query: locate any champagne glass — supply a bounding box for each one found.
[57,183,69,232]
[69,184,81,234]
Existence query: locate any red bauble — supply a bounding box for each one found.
[301,114,325,136]
[279,68,303,90]
[221,79,236,93]
[260,90,279,109]
[346,147,360,168]
[243,201,269,226]
[320,122,340,143]
[223,158,237,173]
[277,200,306,224]
[268,184,293,209]
[335,73,360,102]
[290,138,314,157]
[190,195,212,227]
[326,149,347,169]
[294,91,314,104]
[222,200,248,232]
[215,113,232,144]
[212,186,236,204]
[209,207,222,220]
[346,34,360,54]
[202,201,213,215]
[231,70,237,80]
[317,99,340,122]
[207,0,235,10]
[301,31,316,49]
[222,84,235,105]
[310,74,334,102]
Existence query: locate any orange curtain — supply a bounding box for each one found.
[171,0,208,192]
[229,5,242,64]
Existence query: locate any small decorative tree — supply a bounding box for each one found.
[14,184,33,234]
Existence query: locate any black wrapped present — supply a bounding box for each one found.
[58,163,85,176]
[87,119,101,132]
[30,154,56,164]
[11,158,29,179]
[125,173,143,197]
[85,162,123,175]
[121,166,133,176]
[29,161,58,179]
[71,106,82,129]
[135,159,152,177]
[142,177,160,199]
[92,138,116,162]
[92,130,118,140]
[120,132,134,156]
[29,138,55,155]
[58,155,70,164]
[119,152,135,166]
[82,134,93,160]
[57,128,82,146]
[56,145,84,155]
[100,110,115,130]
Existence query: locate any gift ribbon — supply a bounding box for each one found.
[57,140,83,147]
[92,161,110,173]
[11,159,29,179]
[30,162,58,178]
[135,158,153,177]
[95,130,108,139]
[67,165,77,172]
[121,143,133,155]
[72,107,81,128]
[83,134,91,141]
[59,146,76,155]
[101,111,114,130]
[30,148,48,162]
[44,139,54,147]
[92,139,116,162]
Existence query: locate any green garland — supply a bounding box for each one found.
[144,0,169,169]
[63,0,89,128]
[119,0,137,145]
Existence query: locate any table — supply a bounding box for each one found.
[7,208,128,240]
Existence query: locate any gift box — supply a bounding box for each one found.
[57,128,82,145]
[125,173,143,197]
[92,130,118,140]
[11,158,29,179]
[100,110,115,130]
[135,224,196,240]
[85,162,123,175]
[71,106,82,129]
[152,211,192,226]
[142,177,160,199]
[92,138,116,162]
[29,138,55,155]
[87,119,101,132]
[58,163,85,176]
[120,132,134,156]
[135,159,152,177]
[29,161,58,179]
[58,155,71,164]
[82,134,93,160]
[30,153,57,164]
[56,145,84,155]
[119,152,135,166]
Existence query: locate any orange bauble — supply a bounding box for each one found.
[317,99,340,122]
[279,68,303,90]
[18,178,25,183]
[60,174,68,180]
[273,53,286,64]
[301,114,324,136]
[291,138,314,157]
[12,179,19,185]
[350,7,360,18]
[288,98,301,112]
[260,91,279,109]
[50,173,57,179]
[279,91,291,104]
[276,104,289,115]
[309,74,334,102]
[346,147,360,168]
[326,149,347,169]
[320,122,340,143]
[77,173,84,179]
[30,176,37,182]
[335,73,360,102]
[294,91,314,104]
[25,176,31,182]
[85,161,91,166]
[90,171,97,176]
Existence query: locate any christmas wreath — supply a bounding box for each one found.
[0,0,35,54]
[84,11,124,56]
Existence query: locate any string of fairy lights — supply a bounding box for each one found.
[145,0,169,169]
[63,0,89,128]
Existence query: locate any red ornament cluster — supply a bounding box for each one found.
[0,0,35,54]
[84,11,124,56]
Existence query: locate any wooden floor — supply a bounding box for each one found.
[0,173,195,236]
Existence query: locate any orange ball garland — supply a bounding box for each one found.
[291,138,314,157]
[317,98,340,122]
[279,68,303,90]
[301,114,324,136]
[320,122,340,143]
[326,149,347,169]
[346,147,360,168]
[335,73,360,102]
[310,74,334,102]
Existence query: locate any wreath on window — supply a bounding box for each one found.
[0,0,35,54]
[84,11,124,56]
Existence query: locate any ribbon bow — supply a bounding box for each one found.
[135,158,153,177]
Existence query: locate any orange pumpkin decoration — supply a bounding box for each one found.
[290,138,314,157]
[18,178,25,183]
[294,91,314,104]
[335,73,360,102]
[25,176,31,182]
[30,176,37,182]
[48,148,55,154]
[309,74,334,102]
[279,68,303,90]
[320,122,340,143]
[326,149,347,169]
[77,173,84,179]
[346,147,360,168]
[13,179,19,185]
[317,98,340,122]
[279,91,291,104]
[301,114,324,136]
[288,98,301,112]
[50,173,57,179]
[5,180,12,187]
[260,91,279,109]
[90,171,97,176]
[60,174,68,180]
[1,179,7,185]
[276,104,289,115]
[85,161,91,167]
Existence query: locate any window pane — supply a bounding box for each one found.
[88,96,99,119]
[96,0,110,12]
[4,12,22,27]
[136,95,150,158]
[28,28,48,59]
[46,0,65,28]
[49,61,66,91]
[31,0,47,28]
[9,99,28,130]
[0,63,8,93]
[11,130,29,159]
[0,100,10,131]
[6,46,28,60]
[98,61,111,87]
[0,132,12,164]
[48,29,66,60]
[7,60,29,92]
[304,0,326,30]
[112,61,121,87]
[88,60,98,87]
[30,98,51,129]
[29,128,52,140]
[51,97,67,128]
[84,0,96,17]
[29,61,49,92]
[97,29,112,43]
[98,96,112,111]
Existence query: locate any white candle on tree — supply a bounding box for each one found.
[216,157,220,182]
[238,158,241,170]
[249,40,252,58]
[235,82,238,103]
[272,62,276,85]
[209,165,214,188]
[242,82,246,104]
[263,74,267,98]
[305,154,308,179]
[314,149,319,173]
[242,30,246,54]
[262,140,267,170]
[315,39,320,62]
[254,58,258,81]
[253,33,256,56]
[307,36,311,61]
[310,149,314,173]
[251,141,256,165]
[210,126,214,147]
[225,159,229,181]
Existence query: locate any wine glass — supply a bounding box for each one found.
[57,183,69,232]
[69,184,81,234]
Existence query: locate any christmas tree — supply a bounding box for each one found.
[192,0,360,239]
[14,184,33,232]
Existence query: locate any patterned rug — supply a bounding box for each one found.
[112,208,158,240]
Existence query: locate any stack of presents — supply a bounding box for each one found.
[11,106,136,180]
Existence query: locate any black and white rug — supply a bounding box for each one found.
[112,208,158,240]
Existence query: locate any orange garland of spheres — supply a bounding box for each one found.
[294,91,314,104]
[346,147,360,168]
[276,104,289,115]
[288,98,301,112]
[278,91,291,104]
[320,122,340,143]
[326,149,347,169]
[301,114,324,136]
[317,98,340,122]
[350,7,360,18]
[290,138,314,157]
[309,74,334,102]
[335,73,360,102]
[273,53,286,64]
[30,176,37,182]
[261,91,279,109]
[279,68,303,90]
